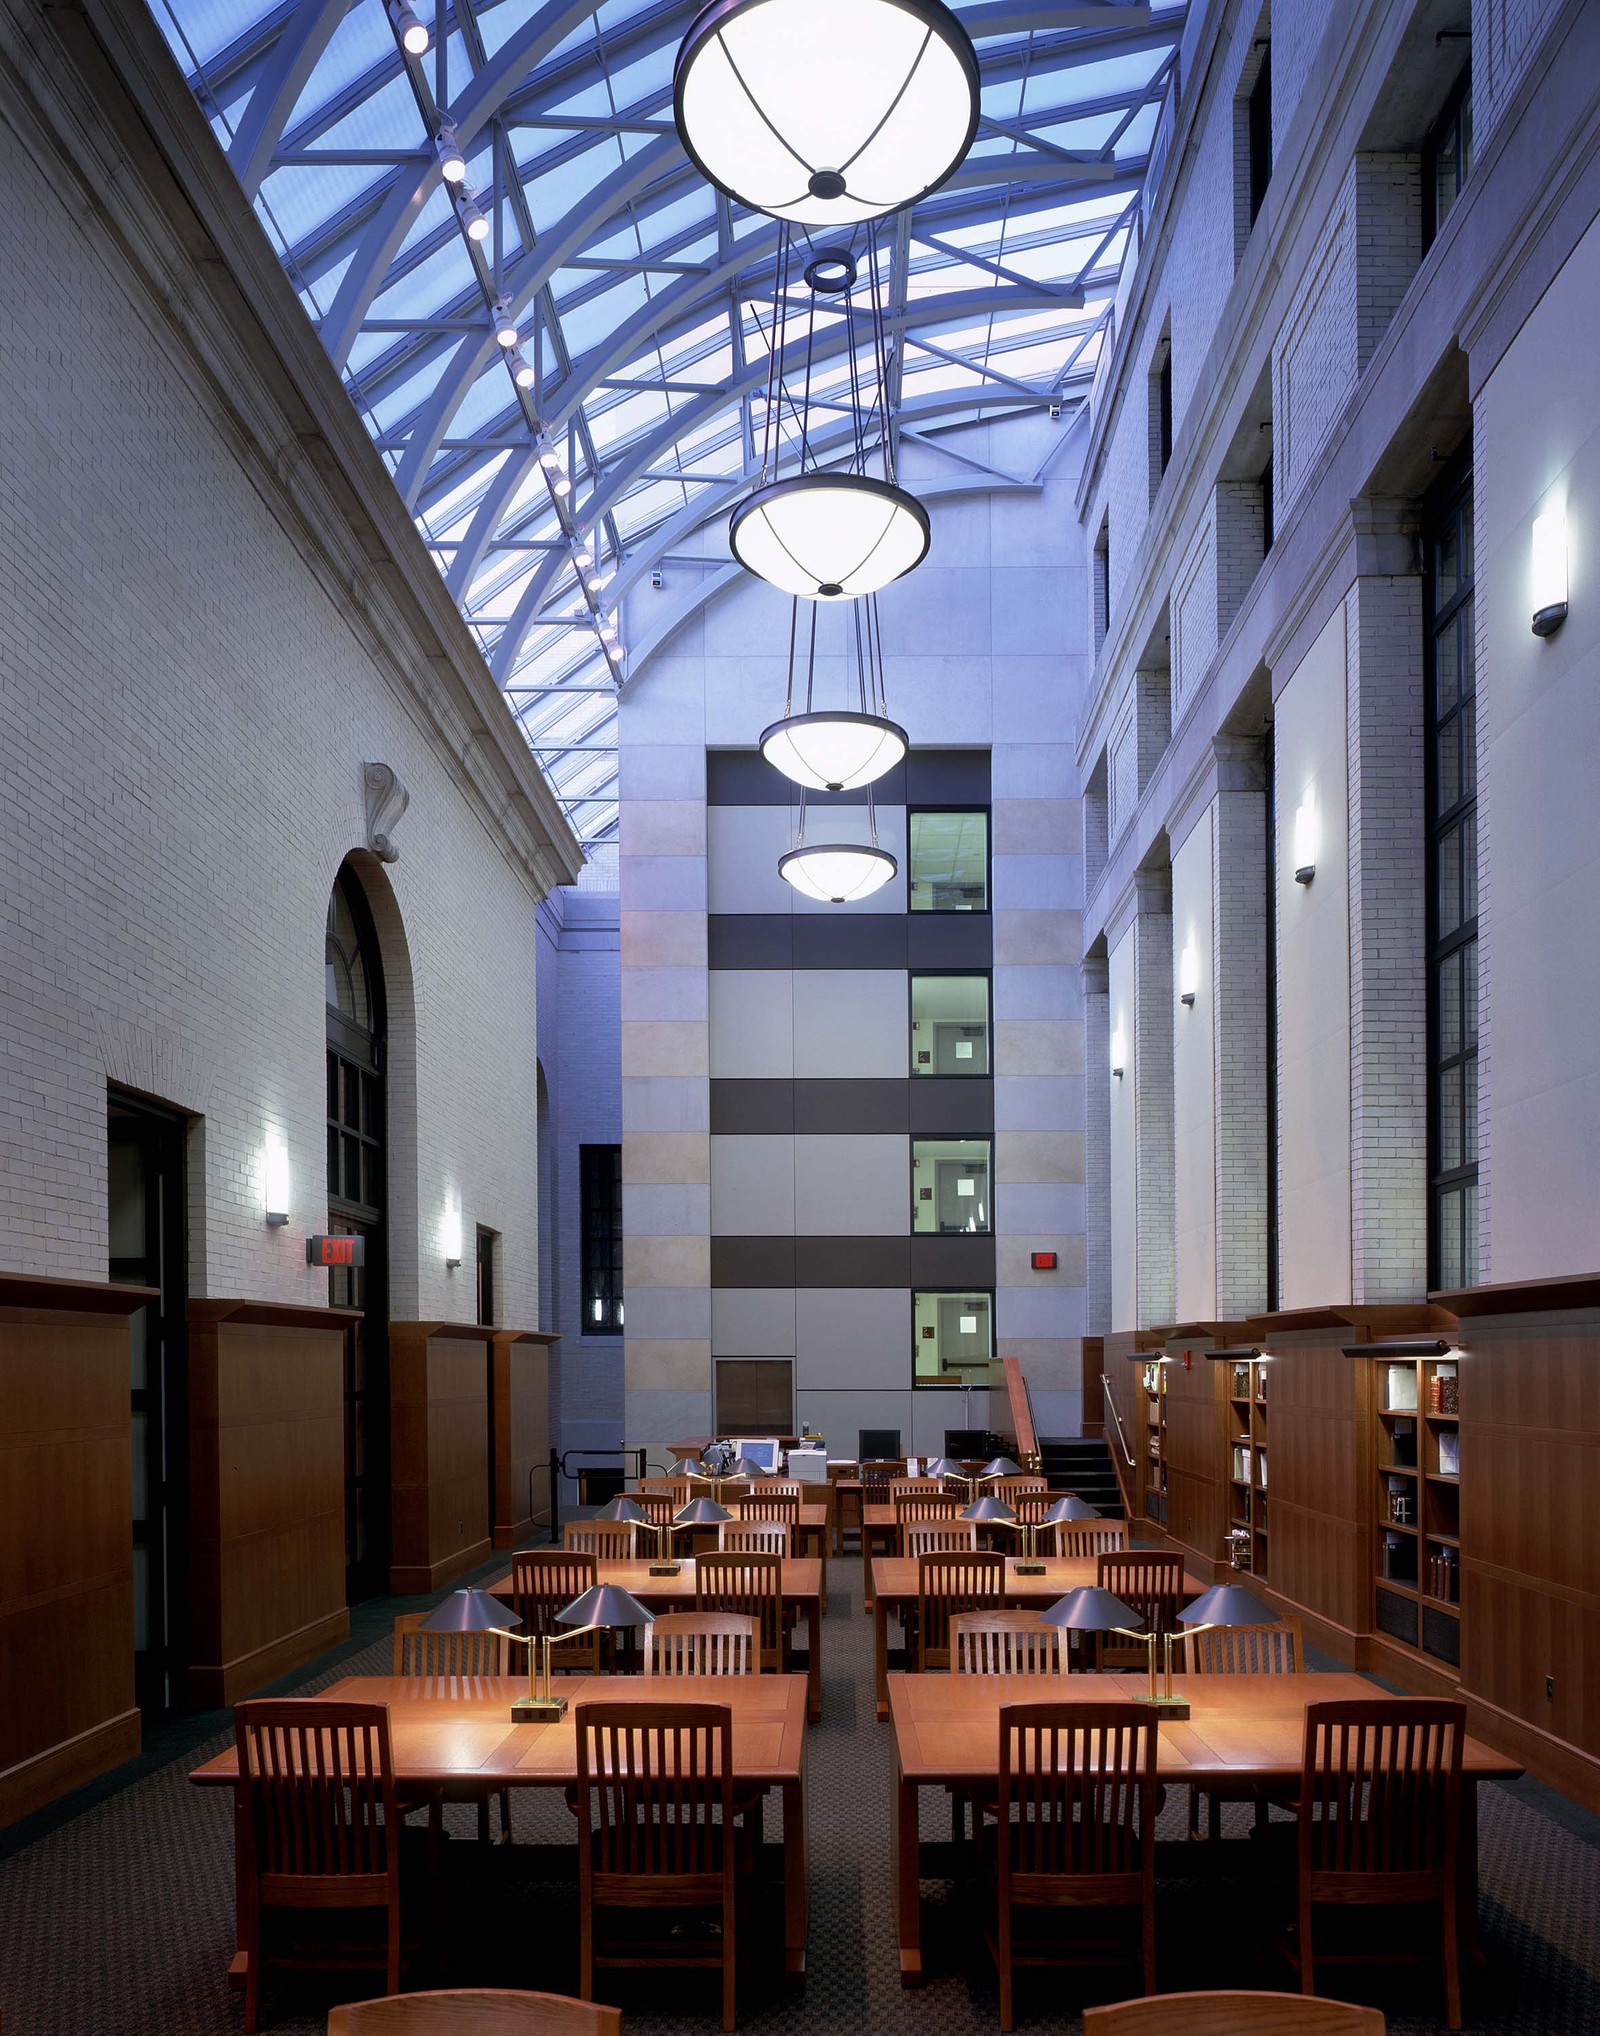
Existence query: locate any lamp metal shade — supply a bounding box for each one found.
[1179,1582,1278,1629]
[980,1456,1022,1478]
[595,1496,649,1525]
[731,475,930,600]
[674,0,980,226]
[421,1589,519,1634]
[674,1497,734,1526]
[760,710,907,793]
[1042,1494,1100,1523]
[922,1457,964,1477]
[669,1459,707,1478]
[960,1495,1018,1524]
[556,1584,655,1630]
[1040,1586,1141,1633]
[779,842,897,904]
[730,1456,770,1478]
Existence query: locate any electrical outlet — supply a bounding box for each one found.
[1546,1674,1555,1700]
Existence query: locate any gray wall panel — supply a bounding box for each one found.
[710,1236,797,1286]
[908,1079,996,1133]
[909,1235,998,1286]
[906,915,994,968]
[709,1134,796,1235]
[710,1081,797,1134]
[794,1134,909,1234]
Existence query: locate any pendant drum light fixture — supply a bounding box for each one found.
[674,0,980,226]
[761,596,907,793]
[731,228,930,602]
[779,831,898,905]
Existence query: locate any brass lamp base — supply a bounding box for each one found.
[1132,1693,1191,1721]
[511,1693,569,1723]
[1013,1561,1047,1576]
[648,1560,683,1576]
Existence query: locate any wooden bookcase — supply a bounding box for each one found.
[1222,1353,1271,1581]
[1372,1342,1461,1670]
[1139,1355,1169,1525]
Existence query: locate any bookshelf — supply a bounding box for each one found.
[1372,1341,1460,1669]
[1139,1356,1169,1524]
[1226,1353,1271,1580]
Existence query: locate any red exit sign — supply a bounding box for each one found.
[1031,1251,1057,1271]
[307,1234,365,1268]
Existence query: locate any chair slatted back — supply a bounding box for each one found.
[1300,1699,1464,1887]
[328,1990,625,2035]
[895,1491,961,1552]
[236,1700,396,1891]
[860,1460,906,1498]
[1185,1616,1303,1675]
[1012,1491,1055,1526]
[998,1702,1157,1891]
[695,1551,784,1668]
[916,1551,1005,1669]
[953,1611,1066,1675]
[1081,1992,1385,2036]
[511,1551,601,1672]
[576,1702,734,1885]
[564,1521,636,1562]
[1050,1521,1127,1559]
[1097,1550,1183,1636]
[632,1491,676,1530]
[719,1519,790,1558]
[734,1490,800,1525]
[392,1613,507,1678]
[643,1612,759,1677]
[904,1521,978,1561]
[668,1478,697,1512]
[995,1475,1048,1502]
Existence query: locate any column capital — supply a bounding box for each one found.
[1348,493,1420,577]
[1080,954,1110,995]
[1211,732,1266,792]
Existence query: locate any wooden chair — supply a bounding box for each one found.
[986,1703,1159,2028]
[696,1551,785,1671]
[953,1610,1066,1675]
[1293,1699,1466,2029]
[895,1490,961,1553]
[860,1459,906,1499]
[632,1490,677,1531]
[234,1700,403,2033]
[329,1990,623,2034]
[1082,1991,1384,2035]
[511,1550,601,1673]
[1049,1521,1127,1559]
[564,1520,636,1562]
[392,1615,512,1843]
[1012,1491,1055,1527]
[1095,1550,1182,1669]
[574,1701,738,2030]
[995,1475,1048,1502]
[719,1518,790,1558]
[1180,1617,1303,1840]
[890,1476,942,1503]
[644,1611,760,1677]
[734,1489,800,1525]
[916,1550,1005,1670]
[905,1520,978,1560]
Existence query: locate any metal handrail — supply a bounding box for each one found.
[1100,1372,1136,1468]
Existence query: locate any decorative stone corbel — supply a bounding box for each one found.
[363,762,409,863]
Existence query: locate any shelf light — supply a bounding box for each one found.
[1531,504,1569,637]
[1293,790,1317,886]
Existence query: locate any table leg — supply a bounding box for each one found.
[805,1599,822,1722]
[781,1771,809,1979]
[892,1744,923,1984]
[862,1526,875,1611]
[229,1785,248,1988]
[1461,1778,1484,1966]
[875,1590,890,1720]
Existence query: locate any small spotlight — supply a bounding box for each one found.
[460,192,489,243]
[435,124,466,184]
[585,572,602,593]
[552,472,571,497]
[574,544,593,569]
[388,1,429,57]
[493,302,519,349]
[509,350,536,389]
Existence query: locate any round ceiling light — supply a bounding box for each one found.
[760,709,906,792]
[731,474,930,600]
[778,842,898,904]
[674,0,979,226]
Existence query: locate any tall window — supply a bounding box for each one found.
[1092,515,1110,654]
[581,1144,623,1332]
[1425,453,1477,1287]
[1150,331,1173,497]
[908,810,988,911]
[1247,40,1272,226]
[1423,66,1472,249]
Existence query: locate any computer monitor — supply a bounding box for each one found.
[859,1428,902,1462]
[733,1437,782,1474]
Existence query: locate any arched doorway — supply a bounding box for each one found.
[325,865,390,1600]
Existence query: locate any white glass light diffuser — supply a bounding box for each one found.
[1531,505,1569,636]
[1110,1026,1126,1080]
[442,1205,463,1268]
[732,474,929,600]
[674,0,979,226]
[1178,938,1199,1006]
[760,709,907,792]
[1293,791,1317,886]
[263,1135,290,1226]
[779,842,897,904]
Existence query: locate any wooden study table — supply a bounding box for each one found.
[489,1557,825,1722]
[191,1672,810,1984]
[633,1480,837,1563]
[887,1669,1522,1986]
[868,1554,1207,1717]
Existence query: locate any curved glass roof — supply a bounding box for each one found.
[150,0,1184,844]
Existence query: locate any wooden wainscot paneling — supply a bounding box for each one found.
[1101,1330,1165,1523]
[1436,1274,1600,1814]
[0,1274,153,1826]
[491,1329,555,1549]
[390,1320,494,1592]
[186,1298,357,1708]
[1153,1325,1250,1581]
[1241,1304,1454,1668]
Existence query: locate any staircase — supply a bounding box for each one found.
[1039,1436,1123,1513]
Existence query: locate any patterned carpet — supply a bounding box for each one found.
[0,1551,1597,2034]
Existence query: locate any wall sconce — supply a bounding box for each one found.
[1531,505,1569,637]
[442,1205,463,1270]
[1178,938,1200,1007]
[263,1135,289,1227]
[1110,1025,1127,1080]
[1293,791,1317,886]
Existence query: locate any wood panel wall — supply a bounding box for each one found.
[186,1299,356,1707]
[1156,1328,1238,1578]
[491,1329,553,1549]
[0,1275,150,1826]
[390,1320,494,1592]
[1100,1330,1158,1518]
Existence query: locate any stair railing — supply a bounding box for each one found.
[1100,1371,1137,1521]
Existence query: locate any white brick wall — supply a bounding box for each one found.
[1132,881,1175,1329]
[1476,0,1565,144]
[1211,746,1270,1317]
[1170,511,1218,719]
